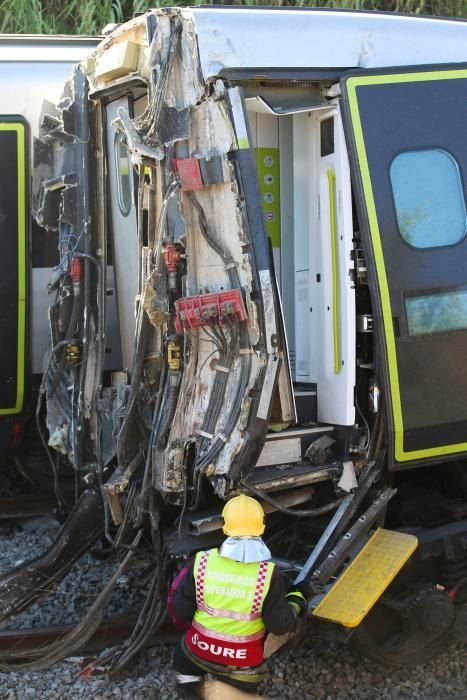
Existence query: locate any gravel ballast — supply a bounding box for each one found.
[0,520,466,700]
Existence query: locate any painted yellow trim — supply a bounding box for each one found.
[0,122,26,415]
[328,169,341,375]
[346,68,467,461]
[237,136,250,150]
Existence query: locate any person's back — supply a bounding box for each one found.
[169,495,307,698]
[187,547,275,667]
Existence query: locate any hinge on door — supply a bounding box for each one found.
[351,247,367,282]
[357,314,373,333]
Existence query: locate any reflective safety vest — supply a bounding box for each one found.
[186,548,275,667]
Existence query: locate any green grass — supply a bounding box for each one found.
[0,0,465,34]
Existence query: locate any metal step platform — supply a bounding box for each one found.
[312,528,418,628]
[250,462,338,492]
[257,425,334,467]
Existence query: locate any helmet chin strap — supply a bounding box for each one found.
[219,537,272,563]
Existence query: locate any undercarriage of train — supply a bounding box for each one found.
[1,9,467,674]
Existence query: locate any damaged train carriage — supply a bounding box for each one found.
[0,35,98,460]
[2,7,467,671]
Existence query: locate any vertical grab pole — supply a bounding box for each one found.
[328,169,341,375]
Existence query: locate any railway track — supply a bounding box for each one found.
[0,617,179,655]
[0,494,59,520]
[0,493,181,664]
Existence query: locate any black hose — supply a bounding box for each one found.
[109,565,166,673]
[195,323,250,475]
[187,191,234,268]
[136,19,183,145]
[148,164,157,249]
[116,313,150,467]
[50,281,80,395]
[156,370,181,448]
[0,530,142,671]
[241,480,343,518]
[139,365,167,506]
[137,165,145,294]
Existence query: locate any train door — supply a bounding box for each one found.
[0,118,27,420]
[247,100,356,428]
[293,105,355,426]
[341,65,467,466]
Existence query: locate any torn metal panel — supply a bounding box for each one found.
[30,10,313,523]
[141,71,290,494]
[187,8,467,80]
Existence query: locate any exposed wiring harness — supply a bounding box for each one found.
[132,19,183,147]
[184,192,253,508]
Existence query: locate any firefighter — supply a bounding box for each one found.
[169,494,307,699]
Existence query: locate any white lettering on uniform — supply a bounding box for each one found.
[192,634,248,660]
[204,584,246,598]
[205,571,255,587]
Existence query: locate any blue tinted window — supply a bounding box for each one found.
[406,289,467,336]
[390,149,466,248]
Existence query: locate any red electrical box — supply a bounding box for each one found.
[175,289,248,334]
[172,157,204,191]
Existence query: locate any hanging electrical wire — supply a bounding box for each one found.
[181,192,253,508]
[132,19,183,146]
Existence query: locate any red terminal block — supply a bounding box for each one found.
[70,257,82,283]
[175,289,248,334]
[162,243,182,273]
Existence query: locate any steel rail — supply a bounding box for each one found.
[0,618,180,655]
[0,494,58,520]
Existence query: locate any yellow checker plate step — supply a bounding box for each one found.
[313,528,418,628]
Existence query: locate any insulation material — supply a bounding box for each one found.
[95,40,140,82]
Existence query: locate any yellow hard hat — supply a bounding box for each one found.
[222,494,265,537]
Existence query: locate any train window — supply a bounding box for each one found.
[114,131,132,216]
[390,149,466,249]
[406,288,467,336]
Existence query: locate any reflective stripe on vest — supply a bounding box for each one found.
[195,550,270,622]
[192,619,266,644]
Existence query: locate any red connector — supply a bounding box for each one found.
[11,422,21,445]
[162,243,182,273]
[175,289,248,334]
[70,257,82,283]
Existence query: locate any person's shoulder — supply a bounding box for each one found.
[194,547,218,564]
